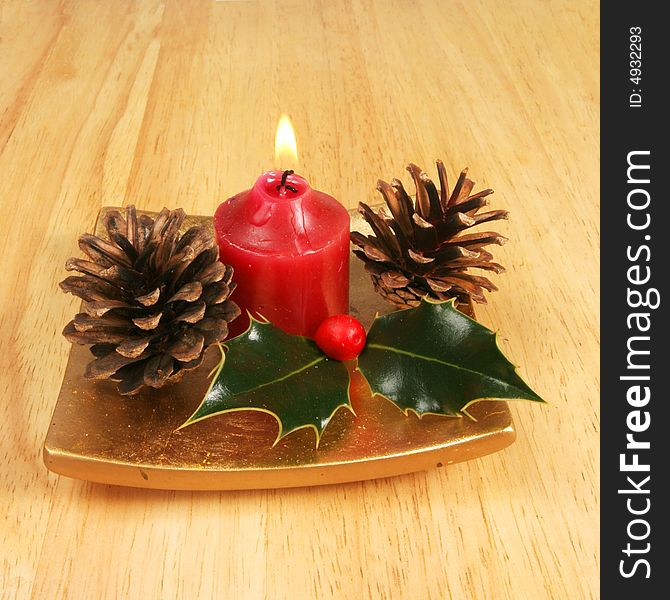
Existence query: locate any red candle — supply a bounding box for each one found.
[214,170,350,337]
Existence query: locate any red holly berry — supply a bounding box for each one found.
[314,315,367,361]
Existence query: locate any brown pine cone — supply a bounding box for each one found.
[351,161,508,308]
[60,206,240,395]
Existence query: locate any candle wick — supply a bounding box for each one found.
[276,170,298,194]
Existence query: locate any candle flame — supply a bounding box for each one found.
[274,114,298,168]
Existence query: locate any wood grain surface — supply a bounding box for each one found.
[0,1,599,598]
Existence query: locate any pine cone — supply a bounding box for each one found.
[60,206,241,395]
[351,161,508,309]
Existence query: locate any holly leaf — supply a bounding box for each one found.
[179,318,352,445]
[357,298,544,417]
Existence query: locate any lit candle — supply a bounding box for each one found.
[214,118,350,337]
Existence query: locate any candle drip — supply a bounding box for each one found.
[276,170,298,194]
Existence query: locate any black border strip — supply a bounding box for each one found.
[601,4,667,594]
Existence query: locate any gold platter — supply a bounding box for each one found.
[43,208,514,490]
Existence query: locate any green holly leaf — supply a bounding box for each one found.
[179,319,352,445]
[357,298,544,417]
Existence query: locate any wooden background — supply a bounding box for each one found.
[0,1,599,598]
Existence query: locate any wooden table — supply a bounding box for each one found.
[0,1,599,598]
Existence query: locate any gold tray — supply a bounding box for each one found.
[43,208,514,490]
